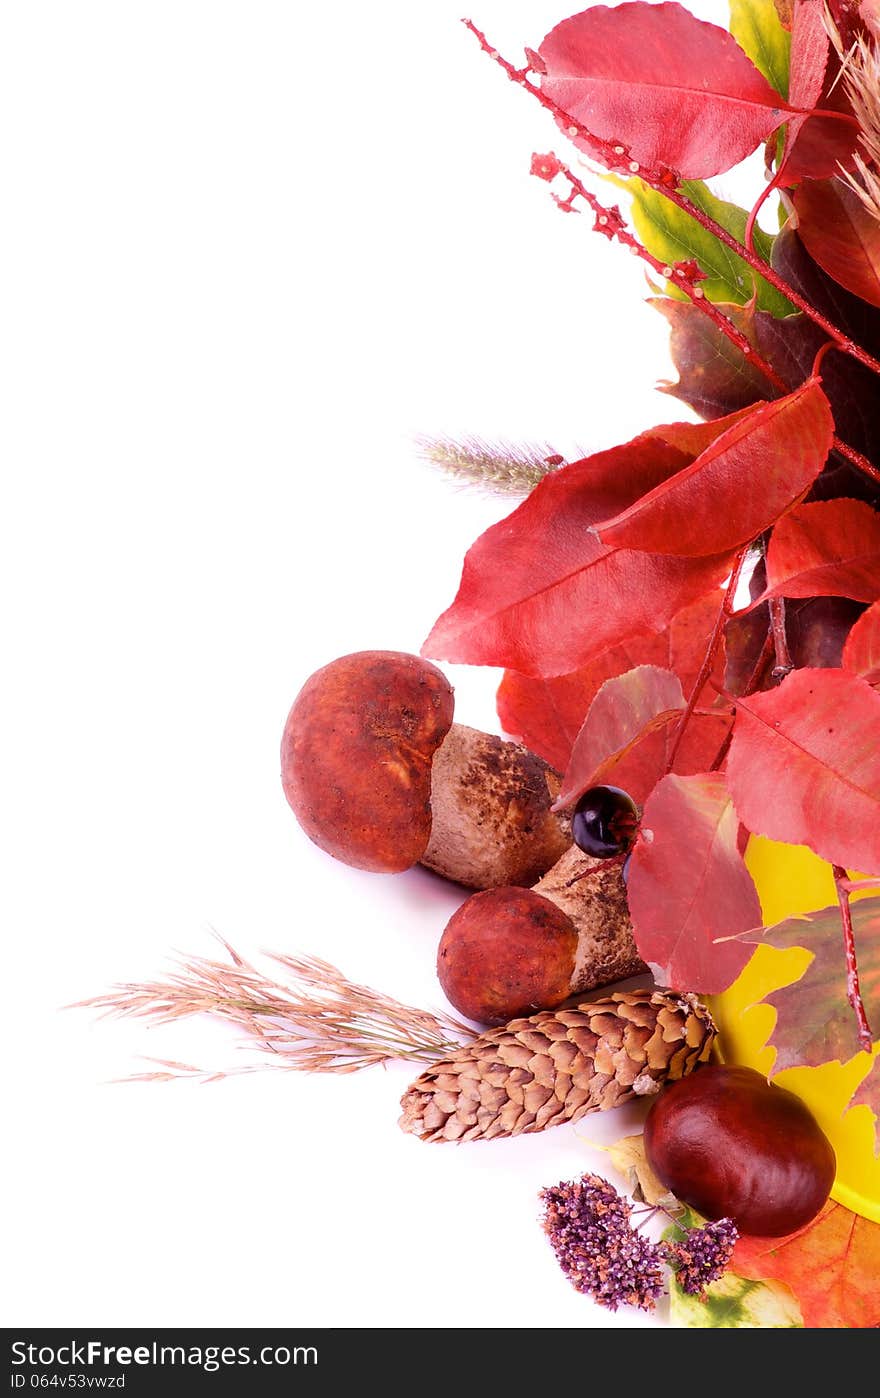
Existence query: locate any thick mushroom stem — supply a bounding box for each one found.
[533,846,645,992]
[421,723,571,890]
[436,848,645,1027]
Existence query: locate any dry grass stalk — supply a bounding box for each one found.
[416,433,568,495]
[73,939,476,1082]
[828,13,880,221]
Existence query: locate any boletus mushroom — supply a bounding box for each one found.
[437,845,645,1025]
[280,650,570,885]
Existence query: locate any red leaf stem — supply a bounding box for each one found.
[768,596,795,682]
[665,548,749,774]
[744,167,785,258]
[463,19,880,383]
[831,863,875,1053]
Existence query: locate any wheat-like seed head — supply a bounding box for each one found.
[415,433,571,495]
[72,937,475,1082]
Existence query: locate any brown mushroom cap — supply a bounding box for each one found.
[280,650,455,872]
[437,885,578,1026]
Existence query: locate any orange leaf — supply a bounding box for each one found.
[732,1201,880,1328]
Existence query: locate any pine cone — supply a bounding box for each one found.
[399,988,715,1143]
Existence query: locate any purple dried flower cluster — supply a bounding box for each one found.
[539,1173,666,1311]
[663,1217,739,1296]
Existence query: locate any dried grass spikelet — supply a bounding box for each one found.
[74,939,476,1081]
[399,989,716,1143]
[828,10,880,223]
[76,944,715,1143]
[416,433,569,495]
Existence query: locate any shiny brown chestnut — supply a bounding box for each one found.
[643,1064,836,1236]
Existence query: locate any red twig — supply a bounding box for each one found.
[538,155,780,372]
[652,189,880,379]
[768,597,794,682]
[549,156,880,489]
[831,864,875,1053]
[463,19,880,383]
[832,435,880,485]
[708,721,735,773]
[666,548,749,774]
[563,849,628,888]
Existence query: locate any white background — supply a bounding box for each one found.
[2,0,746,1330]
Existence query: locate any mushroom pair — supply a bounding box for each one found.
[281,650,643,1027]
[280,650,569,888]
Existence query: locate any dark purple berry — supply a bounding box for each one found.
[571,785,639,859]
[622,852,632,885]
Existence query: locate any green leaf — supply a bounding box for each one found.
[670,1268,804,1327]
[729,0,791,99]
[665,1208,803,1327]
[627,178,794,317]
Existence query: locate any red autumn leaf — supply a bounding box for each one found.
[729,897,880,1071]
[654,297,772,421]
[625,773,761,993]
[851,1054,880,1156]
[658,223,880,501]
[726,594,866,695]
[726,668,880,873]
[843,600,880,685]
[595,380,833,557]
[794,178,880,307]
[732,1200,880,1328]
[554,667,730,808]
[539,1,789,179]
[423,419,738,678]
[788,0,829,110]
[760,498,880,605]
[555,665,684,808]
[496,592,727,772]
[498,641,669,773]
[756,225,880,496]
[592,710,731,807]
[780,0,859,181]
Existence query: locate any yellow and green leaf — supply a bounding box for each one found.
[666,1208,803,1328]
[627,178,794,317]
[729,0,791,98]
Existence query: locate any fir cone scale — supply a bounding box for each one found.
[399,989,716,1143]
